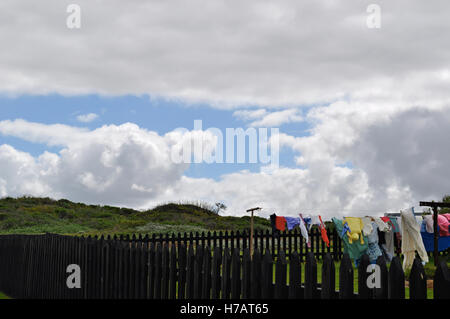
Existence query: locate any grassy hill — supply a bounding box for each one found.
[0,196,271,236]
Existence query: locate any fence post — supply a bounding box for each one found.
[358,254,372,299]
[339,253,354,299]
[274,250,287,299]
[250,249,262,299]
[169,243,177,299]
[288,251,302,299]
[161,243,169,299]
[409,258,427,299]
[434,259,450,299]
[153,243,162,299]
[221,247,231,299]
[202,246,212,299]
[177,243,187,299]
[388,256,405,299]
[304,251,318,299]
[185,245,195,299]
[194,245,204,299]
[241,248,251,299]
[321,252,336,299]
[260,250,273,299]
[211,246,222,299]
[231,248,241,299]
[147,243,155,299]
[374,255,388,299]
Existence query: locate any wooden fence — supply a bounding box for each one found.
[113,228,344,261]
[0,233,449,299]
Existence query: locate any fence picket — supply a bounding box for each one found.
[275,250,287,299]
[357,254,372,299]
[339,253,354,299]
[433,259,450,299]
[304,252,318,299]
[288,251,301,299]
[388,256,405,299]
[321,253,335,299]
[409,258,427,299]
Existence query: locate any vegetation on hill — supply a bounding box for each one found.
[0,197,271,236]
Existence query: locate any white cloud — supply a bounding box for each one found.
[76,113,98,123]
[233,108,303,127]
[1,1,450,108]
[0,120,217,207]
[1,105,450,219]
[1,1,450,218]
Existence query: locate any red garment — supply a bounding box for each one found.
[437,214,450,237]
[318,215,330,247]
[275,216,286,231]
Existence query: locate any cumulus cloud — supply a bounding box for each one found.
[1,0,450,108]
[1,1,450,218]
[0,120,217,207]
[76,113,98,123]
[233,109,303,127]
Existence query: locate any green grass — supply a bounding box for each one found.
[0,196,272,236]
[0,292,11,299]
[275,257,449,298]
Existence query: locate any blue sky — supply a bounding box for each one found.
[0,94,310,180]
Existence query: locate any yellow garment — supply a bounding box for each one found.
[344,217,365,244]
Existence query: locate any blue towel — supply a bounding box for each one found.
[284,217,301,231]
[421,231,450,252]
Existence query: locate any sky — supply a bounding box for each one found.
[0,0,449,218]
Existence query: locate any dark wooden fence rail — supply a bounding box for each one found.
[0,233,449,299]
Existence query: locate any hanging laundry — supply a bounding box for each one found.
[341,221,351,237]
[443,214,450,222]
[423,215,434,233]
[366,222,383,263]
[400,208,429,271]
[389,217,401,234]
[362,217,374,237]
[299,214,310,248]
[381,216,397,232]
[303,215,312,231]
[310,215,321,227]
[275,216,287,232]
[438,215,450,236]
[343,217,365,244]
[382,228,395,262]
[318,215,330,247]
[421,228,450,252]
[423,214,450,236]
[332,217,368,265]
[374,218,390,232]
[284,216,301,231]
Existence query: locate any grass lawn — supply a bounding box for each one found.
[0,292,11,299]
[278,259,446,299]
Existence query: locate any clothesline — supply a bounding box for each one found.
[270,209,450,271]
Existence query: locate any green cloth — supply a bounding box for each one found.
[332,217,368,262]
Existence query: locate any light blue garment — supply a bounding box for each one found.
[284,217,301,231]
[367,222,383,263]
